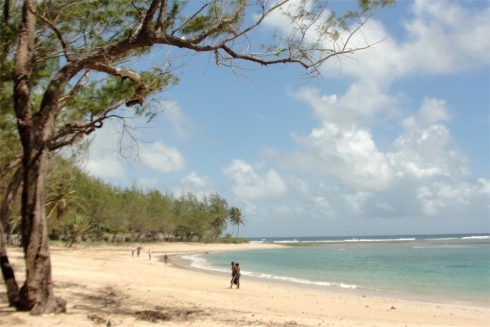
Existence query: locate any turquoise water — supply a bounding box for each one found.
[186,234,489,303]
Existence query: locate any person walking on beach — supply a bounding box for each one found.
[148,250,152,260]
[235,263,241,289]
[131,246,135,257]
[230,261,238,288]
[164,254,168,265]
[137,247,140,257]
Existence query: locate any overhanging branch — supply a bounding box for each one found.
[85,63,145,107]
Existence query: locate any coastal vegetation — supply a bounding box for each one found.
[2,156,244,245]
[1,0,393,315]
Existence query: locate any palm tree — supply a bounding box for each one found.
[209,193,228,236]
[67,214,89,247]
[228,207,245,238]
[45,185,86,234]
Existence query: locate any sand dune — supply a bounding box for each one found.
[0,243,488,326]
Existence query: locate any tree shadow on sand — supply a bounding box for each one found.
[54,282,212,324]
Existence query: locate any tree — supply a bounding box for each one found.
[45,166,87,235]
[3,0,394,314]
[65,214,89,247]
[209,193,229,237]
[229,207,245,238]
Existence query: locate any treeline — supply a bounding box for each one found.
[2,156,245,246]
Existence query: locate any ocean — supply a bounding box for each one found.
[183,234,489,304]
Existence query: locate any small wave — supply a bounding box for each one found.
[274,240,300,243]
[250,241,264,244]
[343,238,416,242]
[244,271,335,287]
[181,254,229,273]
[461,236,489,240]
[184,254,360,291]
[340,283,357,289]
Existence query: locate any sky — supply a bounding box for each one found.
[79,0,489,238]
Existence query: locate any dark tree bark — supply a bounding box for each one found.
[0,166,23,306]
[0,246,19,306]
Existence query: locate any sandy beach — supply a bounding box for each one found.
[0,243,488,327]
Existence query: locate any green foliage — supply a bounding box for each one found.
[12,157,245,244]
[182,14,214,34]
[216,236,249,244]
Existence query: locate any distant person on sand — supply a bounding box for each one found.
[148,250,152,260]
[235,263,241,289]
[131,246,135,257]
[137,247,140,257]
[164,254,168,265]
[230,261,237,288]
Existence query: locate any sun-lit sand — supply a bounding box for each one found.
[0,243,488,326]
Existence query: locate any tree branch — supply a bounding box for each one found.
[26,2,71,61]
[141,0,161,34]
[220,44,308,68]
[85,63,144,87]
[155,0,168,33]
[49,132,84,152]
[189,0,248,45]
[12,0,36,123]
[57,70,90,109]
[0,165,23,228]
[171,3,209,36]
[213,0,289,46]
[0,155,22,181]
[84,62,145,106]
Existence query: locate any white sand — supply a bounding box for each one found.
[0,243,488,326]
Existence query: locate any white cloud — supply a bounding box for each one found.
[169,172,215,200]
[388,98,467,180]
[139,141,186,173]
[84,156,127,180]
[405,0,490,73]
[223,159,287,200]
[161,100,195,141]
[289,177,310,195]
[416,186,440,215]
[267,121,394,192]
[81,126,127,179]
[312,196,331,211]
[261,74,483,223]
[344,192,372,214]
[264,0,488,86]
[340,0,488,81]
[291,84,394,127]
[419,97,450,125]
[477,178,490,195]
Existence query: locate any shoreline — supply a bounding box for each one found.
[170,249,489,309]
[0,242,488,327]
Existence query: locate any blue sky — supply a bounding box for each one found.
[81,0,489,237]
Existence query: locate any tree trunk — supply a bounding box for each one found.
[0,166,23,306]
[0,245,19,307]
[13,0,66,314]
[16,141,66,314]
